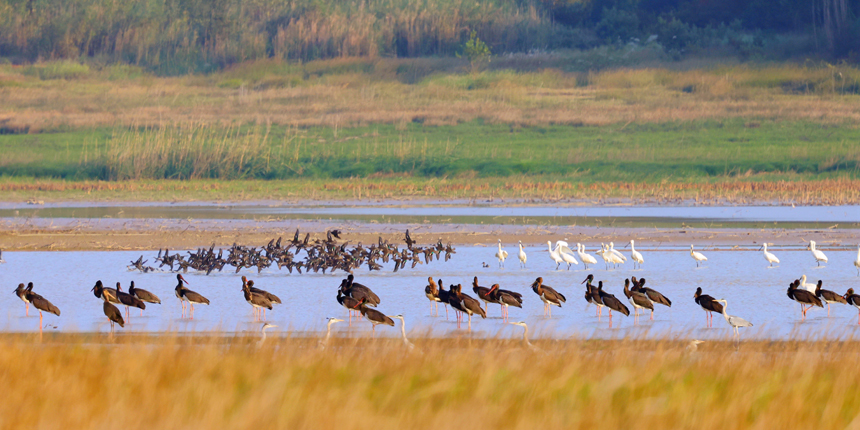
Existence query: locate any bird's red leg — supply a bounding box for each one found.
[39,311,43,327]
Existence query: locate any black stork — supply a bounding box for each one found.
[425,277,443,316]
[116,282,146,321]
[623,278,652,325]
[92,280,120,304]
[243,276,282,306]
[531,277,565,317]
[472,276,494,312]
[341,274,380,307]
[14,283,30,316]
[336,289,362,324]
[787,279,822,320]
[102,293,124,331]
[129,281,161,316]
[174,274,209,319]
[694,287,723,328]
[814,280,847,316]
[487,284,522,322]
[242,279,273,321]
[356,298,394,337]
[596,281,629,327]
[633,278,671,320]
[582,274,604,318]
[24,282,60,328]
[436,279,450,320]
[844,289,860,325]
[447,283,486,330]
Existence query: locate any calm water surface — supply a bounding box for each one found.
[2,246,860,340]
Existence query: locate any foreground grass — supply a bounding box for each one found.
[2,334,859,429]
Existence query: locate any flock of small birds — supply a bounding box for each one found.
[127,229,456,275]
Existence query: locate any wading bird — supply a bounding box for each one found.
[760,243,779,267]
[633,278,671,320]
[547,241,564,270]
[557,241,579,270]
[787,280,822,319]
[694,287,723,328]
[102,294,124,331]
[425,277,443,316]
[319,317,343,349]
[623,279,652,325]
[508,321,538,351]
[854,246,860,276]
[690,245,708,267]
[14,283,30,316]
[24,282,60,328]
[128,281,160,316]
[531,277,565,317]
[448,283,486,331]
[357,298,394,337]
[242,279,273,321]
[627,240,644,269]
[389,314,414,350]
[808,240,827,266]
[844,289,860,325]
[495,240,508,268]
[116,282,145,321]
[174,274,209,319]
[577,243,598,270]
[518,241,527,269]
[815,280,846,316]
[257,322,277,348]
[714,299,752,340]
[596,281,629,326]
[487,284,523,322]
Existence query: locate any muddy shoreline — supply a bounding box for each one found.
[1,217,857,251]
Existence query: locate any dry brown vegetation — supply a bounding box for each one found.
[4,60,860,132]
[2,333,860,429]
[3,178,860,204]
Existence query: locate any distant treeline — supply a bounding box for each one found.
[0,0,858,74]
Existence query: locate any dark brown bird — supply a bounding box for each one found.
[247,279,282,305]
[694,287,724,328]
[623,279,652,325]
[242,279,272,321]
[844,288,860,325]
[596,281,629,326]
[116,282,146,321]
[24,282,60,328]
[341,274,380,307]
[337,289,363,323]
[582,274,604,317]
[814,280,847,316]
[128,281,160,317]
[787,279,822,320]
[531,277,565,317]
[92,280,120,304]
[436,279,450,320]
[425,277,443,316]
[14,283,30,316]
[472,277,494,312]
[102,293,124,330]
[633,278,671,320]
[487,284,522,322]
[174,274,209,319]
[357,298,394,337]
[447,283,486,330]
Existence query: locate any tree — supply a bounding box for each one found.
[459,31,491,73]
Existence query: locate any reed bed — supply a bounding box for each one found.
[1,333,859,429]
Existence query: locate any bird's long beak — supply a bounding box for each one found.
[624,242,629,249]
[580,277,588,284]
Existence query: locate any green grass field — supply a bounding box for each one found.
[2,120,859,182]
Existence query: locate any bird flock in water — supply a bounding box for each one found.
[6,233,860,345]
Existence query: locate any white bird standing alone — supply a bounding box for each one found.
[714,299,753,340]
[495,239,509,268]
[760,243,780,267]
[627,240,644,269]
[808,240,828,266]
[518,241,527,269]
[690,245,707,267]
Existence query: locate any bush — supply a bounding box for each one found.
[595,7,641,43]
[22,61,89,80]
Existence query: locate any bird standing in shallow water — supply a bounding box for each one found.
[807,240,828,266]
[129,281,160,316]
[787,280,822,320]
[518,241,527,269]
[714,299,752,341]
[24,282,60,329]
[495,240,508,268]
[843,289,860,325]
[690,245,707,267]
[14,283,30,316]
[760,243,780,267]
[531,277,565,318]
[694,287,723,328]
[814,280,846,316]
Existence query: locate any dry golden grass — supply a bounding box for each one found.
[4,60,860,132]
[2,333,860,429]
[2,177,860,204]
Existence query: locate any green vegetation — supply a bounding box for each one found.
[1,120,859,182]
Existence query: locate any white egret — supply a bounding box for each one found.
[389,314,415,351]
[495,239,508,268]
[690,245,707,267]
[518,241,527,269]
[760,243,779,267]
[714,299,753,340]
[318,317,343,349]
[547,241,564,270]
[556,240,579,270]
[577,243,598,269]
[257,322,277,348]
[854,246,860,276]
[508,321,538,351]
[808,240,828,266]
[626,240,644,269]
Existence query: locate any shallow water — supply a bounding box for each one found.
[2,204,860,229]
[2,246,860,340]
